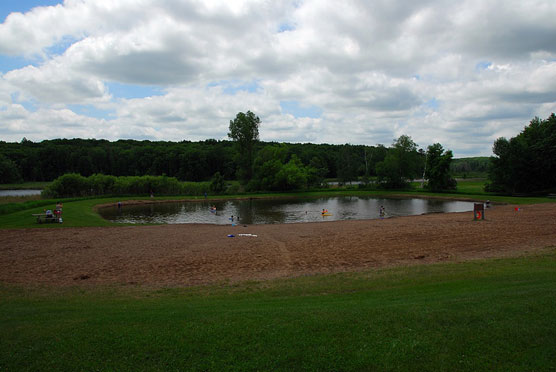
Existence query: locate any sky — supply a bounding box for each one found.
[0,0,555,157]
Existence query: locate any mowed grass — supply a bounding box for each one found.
[0,197,119,228]
[453,179,489,194]
[1,252,555,371]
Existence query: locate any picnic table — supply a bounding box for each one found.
[32,213,61,224]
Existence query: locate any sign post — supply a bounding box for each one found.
[473,203,485,220]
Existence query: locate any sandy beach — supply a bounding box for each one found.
[1,203,555,287]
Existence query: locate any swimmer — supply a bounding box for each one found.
[379,205,385,219]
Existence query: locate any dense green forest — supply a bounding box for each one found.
[0,138,237,183]
[0,109,498,194]
[3,112,554,195]
[450,157,490,177]
[0,138,390,184]
[1,138,486,192]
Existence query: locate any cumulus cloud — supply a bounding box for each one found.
[4,59,109,104]
[0,0,555,156]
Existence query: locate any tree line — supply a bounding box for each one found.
[4,111,551,195]
[0,138,237,183]
[0,135,416,187]
[1,110,465,194]
[0,137,377,185]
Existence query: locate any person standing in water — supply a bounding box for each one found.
[379,205,385,219]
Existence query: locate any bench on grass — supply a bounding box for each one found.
[32,213,61,224]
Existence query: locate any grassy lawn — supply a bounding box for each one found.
[1,252,555,371]
[451,179,489,194]
[0,197,119,228]
[410,179,488,195]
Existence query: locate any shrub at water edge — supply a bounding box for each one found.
[42,174,211,198]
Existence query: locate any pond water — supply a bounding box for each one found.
[0,189,42,196]
[98,196,476,225]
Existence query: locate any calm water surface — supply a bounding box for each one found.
[0,189,41,196]
[99,196,475,225]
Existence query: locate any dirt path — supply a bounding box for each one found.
[1,203,555,287]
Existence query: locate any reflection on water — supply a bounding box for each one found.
[98,196,476,225]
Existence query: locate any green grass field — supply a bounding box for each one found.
[1,252,555,371]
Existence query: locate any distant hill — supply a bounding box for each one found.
[450,157,490,177]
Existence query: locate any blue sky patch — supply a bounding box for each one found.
[0,55,37,73]
[107,82,165,99]
[45,35,80,57]
[0,0,63,22]
[67,104,115,120]
[278,22,296,33]
[425,98,439,110]
[19,100,37,112]
[475,61,492,71]
[207,80,261,95]
[280,101,322,118]
[10,92,37,112]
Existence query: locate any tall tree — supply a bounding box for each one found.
[488,113,556,193]
[228,111,260,183]
[337,144,358,184]
[424,143,457,192]
[376,135,421,188]
[0,154,22,183]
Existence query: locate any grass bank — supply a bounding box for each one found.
[1,252,555,371]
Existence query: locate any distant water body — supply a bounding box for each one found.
[0,189,42,196]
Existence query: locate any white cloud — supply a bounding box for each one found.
[0,104,108,140]
[4,59,109,104]
[0,0,555,157]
